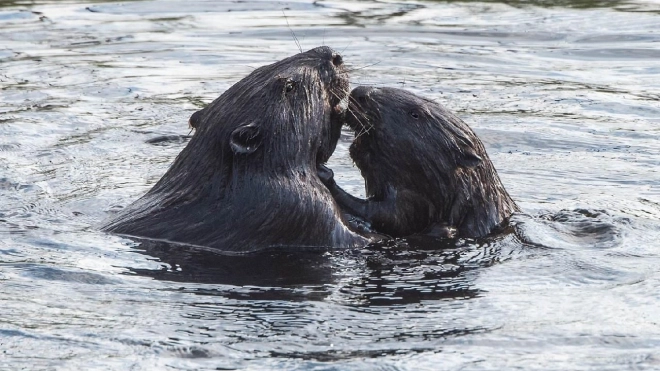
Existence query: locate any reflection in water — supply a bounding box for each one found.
[128,234,510,307]
[345,237,491,306]
[125,235,505,363]
[128,239,336,287]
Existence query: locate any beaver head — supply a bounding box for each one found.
[188,46,347,169]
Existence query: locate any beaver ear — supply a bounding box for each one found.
[188,109,204,130]
[457,148,483,168]
[230,123,262,155]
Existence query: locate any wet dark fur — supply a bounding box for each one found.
[323,86,519,238]
[103,47,367,253]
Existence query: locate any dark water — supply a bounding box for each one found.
[1,0,659,369]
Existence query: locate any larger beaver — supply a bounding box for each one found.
[103,47,368,253]
[320,86,519,238]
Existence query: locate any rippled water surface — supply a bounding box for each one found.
[1,0,660,369]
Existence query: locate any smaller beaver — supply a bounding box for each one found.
[320,86,519,238]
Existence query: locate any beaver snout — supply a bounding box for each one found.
[351,86,376,105]
[310,46,344,67]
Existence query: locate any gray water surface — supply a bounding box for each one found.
[1,0,659,370]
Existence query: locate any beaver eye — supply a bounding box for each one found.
[285,80,296,93]
[409,111,419,119]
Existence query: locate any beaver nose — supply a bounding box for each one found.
[351,86,375,105]
[309,46,342,66]
[332,53,343,67]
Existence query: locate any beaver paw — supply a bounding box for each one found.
[317,164,336,186]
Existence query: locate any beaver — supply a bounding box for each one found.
[319,86,519,239]
[103,47,368,253]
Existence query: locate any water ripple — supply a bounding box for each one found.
[1,0,659,369]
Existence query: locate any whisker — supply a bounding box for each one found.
[325,87,371,137]
[350,110,370,129]
[282,10,302,53]
[340,41,352,55]
[345,61,381,73]
[352,118,372,140]
[345,100,373,139]
[352,80,381,85]
[347,96,370,121]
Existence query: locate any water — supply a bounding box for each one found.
[1,0,659,369]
